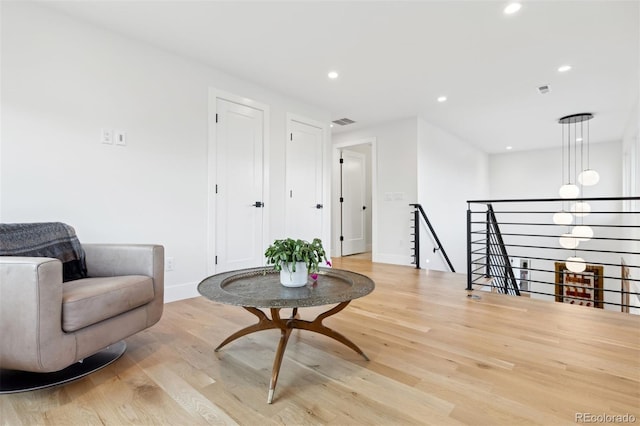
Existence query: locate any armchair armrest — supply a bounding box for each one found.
[83,244,164,278]
[0,257,76,371]
[83,244,164,324]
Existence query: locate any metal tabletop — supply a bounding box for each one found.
[197,266,375,308]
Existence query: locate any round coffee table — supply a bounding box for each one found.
[197,267,375,403]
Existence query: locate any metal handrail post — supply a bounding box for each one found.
[410,204,456,273]
[487,205,520,296]
[414,207,420,269]
[485,207,491,277]
[467,207,472,291]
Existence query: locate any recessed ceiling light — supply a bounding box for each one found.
[504,3,521,15]
[506,146,513,150]
[437,96,447,103]
[558,65,572,73]
[576,137,583,142]
[328,71,339,79]
[330,124,334,128]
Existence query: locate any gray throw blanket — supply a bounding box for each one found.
[0,222,87,282]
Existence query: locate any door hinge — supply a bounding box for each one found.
[290,133,293,141]
[215,255,218,265]
[339,158,344,164]
[215,184,218,194]
[340,236,344,241]
[215,113,218,123]
[340,197,344,203]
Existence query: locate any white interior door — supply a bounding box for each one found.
[341,150,366,255]
[286,119,323,242]
[215,98,264,272]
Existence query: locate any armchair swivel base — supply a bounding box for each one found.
[0,341,126,394]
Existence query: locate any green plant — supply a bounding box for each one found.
[264,238,328,274]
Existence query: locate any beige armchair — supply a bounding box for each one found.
[0,244,164,391]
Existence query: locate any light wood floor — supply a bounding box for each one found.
[2,257,639,425]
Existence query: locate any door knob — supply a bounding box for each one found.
[252,201,264,208]
[316,204,323,209]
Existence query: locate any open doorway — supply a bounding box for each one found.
[332,138,375,258]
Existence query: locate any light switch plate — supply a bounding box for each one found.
[101,129,113,144]
[115,130,126,146]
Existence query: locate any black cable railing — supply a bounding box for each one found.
[410,204,455,272]
[467,197,640,313]
[485,205,520,295]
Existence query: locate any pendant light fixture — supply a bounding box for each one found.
[554,113,598,273]
[566,256,587,273]
[572,225,594,241]
[559,233,580,249]
[579,169,600,186]
[557,113,595,198]
[577,114,599,186]
[558,114,579,199]
[552,211,573,225]
[554,115,575,225]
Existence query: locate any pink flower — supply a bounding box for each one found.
[310,261,332,283]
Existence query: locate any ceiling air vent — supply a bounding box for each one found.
[332,118,356,126]
[537,84,550,95]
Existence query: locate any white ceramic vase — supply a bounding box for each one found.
[280,262,308,287]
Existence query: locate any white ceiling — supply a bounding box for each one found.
[44,0,639,153]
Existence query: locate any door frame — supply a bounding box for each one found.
[339,149,367,256]
[332,137,377,258]
[208,88,271,275]
[286,113,331,256]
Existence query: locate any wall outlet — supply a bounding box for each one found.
[166,257,174,271]
[101,129,113,144]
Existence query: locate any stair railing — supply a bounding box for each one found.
[410,204,455,272]
[466,196,640,311]
[485,204,520,295]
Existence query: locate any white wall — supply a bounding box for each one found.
[0,2,330,301]
[417,118,490,273]
[490,142,622,200]
[333,118,417,265]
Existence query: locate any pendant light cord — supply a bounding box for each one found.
[587,119,590,168]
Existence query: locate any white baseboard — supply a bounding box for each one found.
[372,253,412,266]
[164,281,200,303]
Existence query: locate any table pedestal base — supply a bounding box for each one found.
[214,301,369,403]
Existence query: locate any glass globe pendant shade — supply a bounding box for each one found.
[572,225,593,241]
[571,202,591,217]
[559,184,580,199]
[566,256,586,273]
[553,211,573,225]
[559,233,580,249]
[578,169,600,186]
